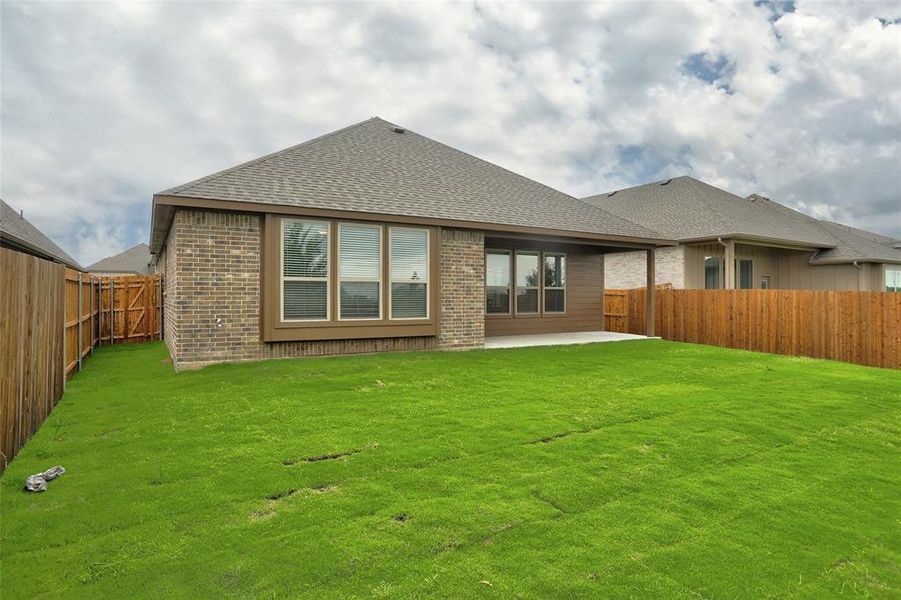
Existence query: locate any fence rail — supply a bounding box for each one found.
[1,247,162,470]
[604,287,901,369]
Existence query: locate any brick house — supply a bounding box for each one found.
[150,118,672,370]
[583,177,901,291]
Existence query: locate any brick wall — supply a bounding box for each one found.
[162,208,485,369]
[438,228,485,349]
[159,225,179,359]
[604,246,685,289]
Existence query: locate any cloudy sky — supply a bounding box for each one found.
[2,0,899,265]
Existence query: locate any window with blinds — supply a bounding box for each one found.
[390,227,429,319]
[339,223,381,319]
[282,220,329,320]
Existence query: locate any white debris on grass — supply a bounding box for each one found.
[24,465,66,492]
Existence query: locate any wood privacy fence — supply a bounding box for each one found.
[2,247,162,470]
[604,287,901,369]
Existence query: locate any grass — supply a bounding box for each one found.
[1,340,899,598]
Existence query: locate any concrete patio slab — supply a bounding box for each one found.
[484,330,655,349]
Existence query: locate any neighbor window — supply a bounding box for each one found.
[338,223,381,319]
[704,255,723,289]
[886,268,901,292]
[515,251,540,314]
[543,253,566,313]
[736,258,753,289]
[282,219,330,321]
[486,250,512,314]
[390,227,429,319]
[760,275,771,289]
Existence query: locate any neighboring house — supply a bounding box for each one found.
[0,198,81,270]
[582,177,901,292]
[151,117,673,370]
[87,243,153,275]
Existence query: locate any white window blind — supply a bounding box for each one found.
[339,223,381,319]
[390,228,429,319]
[282,220,329,320]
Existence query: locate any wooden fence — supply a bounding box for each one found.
[604,287,901,369]
[1,247,162,470]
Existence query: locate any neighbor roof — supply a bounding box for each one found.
[151,117,671,253]
[1,199,81,269]
[582,176,837,248]
[86,243,153,274]
[812,221,901,265]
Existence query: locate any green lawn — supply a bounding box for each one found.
[2,341,899,598]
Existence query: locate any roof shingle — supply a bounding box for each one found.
[1,199,81,269]
[153,117,668,252]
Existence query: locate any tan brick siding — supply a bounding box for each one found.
[604,246,685,289]
[438,228,485,349]
[162,208,485,369]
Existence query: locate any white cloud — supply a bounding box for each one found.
[1,0,899,266]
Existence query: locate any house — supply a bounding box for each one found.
[1,198,81,270]
[582,177,901,292]
[87,242,153,275]
[150,118,673,370]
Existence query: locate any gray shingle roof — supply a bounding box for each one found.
[87,243,153,274]
[153,117,668,252]
[812,221,901,264]
[1,199,81,269]
[582,176,837,247]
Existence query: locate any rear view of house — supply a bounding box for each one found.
[583,177,901,291]
[151,118,672,370]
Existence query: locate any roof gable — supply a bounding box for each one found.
[87,243,153,274]
[152,118,667,251]
[583,176,838,247]
[1,199,81,269]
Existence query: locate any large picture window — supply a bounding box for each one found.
[390,227,429,319]
[515,251,540,314]
[486,250,512,314]
[338,223,381,319]
[282,219,329,321]
[544,253,566,313]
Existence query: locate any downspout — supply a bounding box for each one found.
[852,260,864,291]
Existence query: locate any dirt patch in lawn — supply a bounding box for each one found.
[282,443,378,465]
[251,485,337,521]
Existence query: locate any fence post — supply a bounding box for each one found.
[158,275,163,340]
[97,278,102,346]
[89,276,94,355]
[77,272,83,371]
[109,277,114,345]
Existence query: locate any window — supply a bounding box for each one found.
[338,223,381,319]
[736,258,753,289]
[390,227,429,319]
[486,250,512,314]
[544,253,566,313]
[886,269,901,292]
[515,251,540,314]
[704,255,723,289]
[760,275,771,289]
[282,220,329,321]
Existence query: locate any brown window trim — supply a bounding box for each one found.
[262,214,440,342]
[485,244,567,320]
